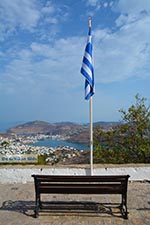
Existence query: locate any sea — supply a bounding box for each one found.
[31,138,88,151]
[0,121,25,132]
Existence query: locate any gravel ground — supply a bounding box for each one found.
[0,181,150,225]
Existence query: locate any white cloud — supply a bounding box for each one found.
[84,0,150,84]
[94,14,150,83]
[0,35,85,95]
[2,10,150,96]
[0,0,69,41]
[115,0,150,14]
[41,1,55,14]
[103,2,108,8]
[87,0,111,9]
[86,0,102,11]
[0,0,40,32]
[113,0,150,29]
[87,0,100,7]
[1,1,150,98]
[115,14,136,27]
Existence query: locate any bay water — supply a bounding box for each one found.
[31,138,88,150]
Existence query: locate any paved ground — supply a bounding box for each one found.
[0,182,149,225]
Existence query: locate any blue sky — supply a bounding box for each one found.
[0,0,150,124]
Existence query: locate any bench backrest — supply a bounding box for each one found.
[32,174,130,184]
[32,175,130,195]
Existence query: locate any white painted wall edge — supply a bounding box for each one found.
[0,167,150,183]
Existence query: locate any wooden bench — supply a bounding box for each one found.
[31,174,130,219]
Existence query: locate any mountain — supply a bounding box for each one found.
[7,120,120,144]
[7,120,87,136]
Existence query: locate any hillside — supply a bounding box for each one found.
[7,120,120,144]
[7,120,87,136]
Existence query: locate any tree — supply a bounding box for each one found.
[118,94,150,163]
[93,94,150,163]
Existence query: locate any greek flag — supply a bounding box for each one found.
[81,22,94,100]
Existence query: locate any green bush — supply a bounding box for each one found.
[37,155,48,165]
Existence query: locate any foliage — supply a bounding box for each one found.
[37,155,48,165]
[0,141,10,148]
[93,94,150,163]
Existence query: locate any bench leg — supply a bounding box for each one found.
[34,209,39,218]
[120,193,128,219]
[34,194,40,218]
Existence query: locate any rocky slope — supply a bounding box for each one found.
[7,120,120,144]
[7,120,86,135]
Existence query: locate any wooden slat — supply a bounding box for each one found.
[39,183,123,194]
[32,175,130,183]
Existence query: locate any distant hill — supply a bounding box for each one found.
[93,121,121,129]
[7,120,120,144]
[7,120,87,136]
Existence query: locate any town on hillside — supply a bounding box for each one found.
[0,120,118,165]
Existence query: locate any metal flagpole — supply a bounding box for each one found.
[80,16,94,176]
[90,96,93,175]
[88,17,93,176]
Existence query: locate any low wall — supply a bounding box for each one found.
[0,165,150,183]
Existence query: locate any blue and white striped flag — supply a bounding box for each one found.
[81,19,94,100]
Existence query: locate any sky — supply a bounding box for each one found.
[0,0,150,125]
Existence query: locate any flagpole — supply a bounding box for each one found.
[90,96,93,175]
[88,17,94,176]
[80,16,94,176]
